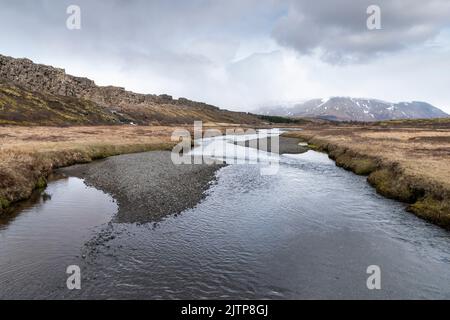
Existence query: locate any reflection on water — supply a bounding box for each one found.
[0,177,116,299]
[1,134,450,299]
[75,153,450,299]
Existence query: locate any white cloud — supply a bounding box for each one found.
[0,0,449,113]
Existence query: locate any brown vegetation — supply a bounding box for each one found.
[0,125,178,214]
[0,123,271,214]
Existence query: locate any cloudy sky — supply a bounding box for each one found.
[1,0,450,112]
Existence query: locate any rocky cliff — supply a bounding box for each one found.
[0,54,260,125]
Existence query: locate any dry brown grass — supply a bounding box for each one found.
[0,125,181,212]
[0,123,269,213]
[287,127,450,189]
[284,124,450,228]
[3,122,449,228]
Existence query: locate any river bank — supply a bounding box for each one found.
[59,151,222,223]
[3,131,450,299]
[283,123,450,229]
[0,125,180,215]
[58,134,305,223]
[0,125,304,217]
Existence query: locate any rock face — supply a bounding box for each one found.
[257,97,449,122]
[0,54,260,125]
[0,81,130,125]
[0,56,95,97]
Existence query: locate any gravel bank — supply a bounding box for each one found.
[59,136,306,224]
[241,136,308,154]
[60,151,222,223]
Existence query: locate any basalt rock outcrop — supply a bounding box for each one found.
[0,54,261,125]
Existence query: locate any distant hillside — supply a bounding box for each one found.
[257,97,448,122]
[0,54,261,125]
[0,81,129,126]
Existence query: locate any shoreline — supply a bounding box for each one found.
[57,135,306,223]
[0,125,181,215]
[282,130,450,230]
[0,142,176,216]
[0,126,305,216]
[59,151,223,223]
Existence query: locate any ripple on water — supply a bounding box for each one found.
[1,145,450,299]
[76,160,450,299]
[0,177,117,299]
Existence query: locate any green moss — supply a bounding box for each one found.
[408,196,450,229]
[257,115,310,124]
[0,86,21,97]
[35,176,47,189]
[307,143,321,151]
[0,197,10,209]
[0,83,128,126]
[367,169,415,202]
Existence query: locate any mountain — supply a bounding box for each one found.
[0,54,261,125]
[257,97,449,122]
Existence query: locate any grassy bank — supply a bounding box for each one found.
[0,123,289,214]
[283,123,450,229]
[0,125,179,214]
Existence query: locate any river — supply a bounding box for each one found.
[1,131,449,299]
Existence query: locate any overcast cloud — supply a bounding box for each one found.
[274,0,450,63]
[0,0,449,112]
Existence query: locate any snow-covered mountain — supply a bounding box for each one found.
[256,97,448,121]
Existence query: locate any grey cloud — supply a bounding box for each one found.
[272,0,450,63]
[1,0,449,110]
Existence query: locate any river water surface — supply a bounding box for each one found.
[1,132,449,299]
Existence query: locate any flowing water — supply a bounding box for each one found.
[1,131,449,299]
